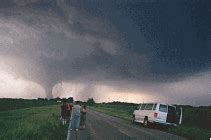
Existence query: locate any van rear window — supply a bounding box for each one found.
[153,104,157,110]
[145,104,153,110]
[159,104,167,112]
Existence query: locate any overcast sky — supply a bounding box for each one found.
[0,0,210,105]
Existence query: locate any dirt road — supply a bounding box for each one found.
[67,109,186,140]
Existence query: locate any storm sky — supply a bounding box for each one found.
[0,0,210,105]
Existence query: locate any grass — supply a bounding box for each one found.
[0,105,67,140]
[91,104,211,140]
[168,125,211,140]
[90,103,136,121]
[91,106,131,121]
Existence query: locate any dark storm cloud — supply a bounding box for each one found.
[79,0,211,80]
[0,0,122,98]
[0,0,210,100]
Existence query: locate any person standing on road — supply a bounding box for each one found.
[69,101,81,131]
[80,104,87,129]
[61,98,68,125]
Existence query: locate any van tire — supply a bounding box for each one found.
[143,117,148,127]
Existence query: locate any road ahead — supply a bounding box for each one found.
[67,109,186,140]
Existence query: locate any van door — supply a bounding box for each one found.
[176,106,183,125]
[157,104,168,123]
[139,104,147,122]
[134,105,141,121]
[167,106,177,124]
[145,104,154,121]
[179,107,182,124]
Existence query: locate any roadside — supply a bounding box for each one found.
[89,105,211,140]
[0,105,67,140]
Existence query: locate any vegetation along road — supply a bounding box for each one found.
[1,99,210,140]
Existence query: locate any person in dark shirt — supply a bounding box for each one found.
[61,98,68,125]
[66,102,73,122]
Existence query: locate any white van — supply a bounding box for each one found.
[132,103,182,127]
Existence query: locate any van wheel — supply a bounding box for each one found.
[132,116,135,124]
[143,118,148,127]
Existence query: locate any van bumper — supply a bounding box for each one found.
[153,120,177,126]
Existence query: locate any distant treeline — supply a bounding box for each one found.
[0,98,60,111]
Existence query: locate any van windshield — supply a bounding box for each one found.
[159,104,167,112]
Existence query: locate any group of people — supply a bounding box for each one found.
[60,99,87,131]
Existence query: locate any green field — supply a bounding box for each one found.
[91,103,211,140]
[0,99,211,140]
[0,105,67,140]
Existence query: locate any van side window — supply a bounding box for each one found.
[138,104,142,110]
[145,104,153,110]
[159,104,167,112]
[153,104,157,110]
[140,104,146,110]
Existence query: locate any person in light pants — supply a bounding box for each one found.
[68,101,81,131]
